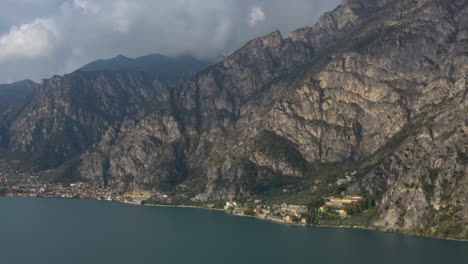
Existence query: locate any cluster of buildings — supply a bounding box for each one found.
[119,190,155,204]
[0,160,161,204]
[0,159,159,203]
[0,160,119,201]
[1,180,114,200]
[319,195,364,217]
[225,200,309,225]
[336,171,357,185]
[0,175,168,206]
[224,194,364,224]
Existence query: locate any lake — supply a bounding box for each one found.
[0,198,466,264]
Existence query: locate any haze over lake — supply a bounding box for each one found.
[0,198,466,264]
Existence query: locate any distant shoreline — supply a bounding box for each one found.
[1,196,466,243]
[142,202,225,212]
[119,200,468,243]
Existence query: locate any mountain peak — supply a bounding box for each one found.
[266,29,282,38]
[114,54,131,60]
[78,53,211,82]
[0,79,38,90]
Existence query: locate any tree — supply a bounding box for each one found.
[243,209,256,216]
[308,195,325,209]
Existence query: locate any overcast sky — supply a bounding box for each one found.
[0,0,341,83]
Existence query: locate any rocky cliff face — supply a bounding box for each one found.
[3,54,211,172]
[0,80,38,151]
[2,0,467,237]
[81,0,467,234]
[77,1,468,237]
[7,71,166,170]
[79,30,315,189]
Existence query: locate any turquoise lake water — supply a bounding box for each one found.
[0,198,466,264]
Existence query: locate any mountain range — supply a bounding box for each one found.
[0,0,466,239]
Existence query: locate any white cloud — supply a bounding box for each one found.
[0,18,59,63]
[111,0,140,34]
[213,17,232,44]
[73,0,100,15]
[248,7,265,27]
[0,0,342,83]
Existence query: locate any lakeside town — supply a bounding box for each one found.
[221,195,364,225]
[1,157,370,228]
[0,176,366,227]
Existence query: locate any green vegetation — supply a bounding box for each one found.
[211,200,226,209]
[440,128,457,140]
[254,131,353,184]
[380,119,423,152]
[291,216,301,223]
[304,209,373,227]
[456,149,468,165]
[417,205,467,239]
[321,183,348,196]
[365,208,378,219]
[265,182,349,207]
[422,182,434,196]
[21,116,99,171]
[243,208,256,216]
[440,179,451,200]
[429,168,443,182]
[305,162,348,182]
[254,131,309,173]
[359,114,430,172]
[344,196,376,216]
[404,183,416,189]
[308,196,325,209]
[221,159,305,196]
[434,223,464,238]
[45,156,82,183]
[274,191,325,208]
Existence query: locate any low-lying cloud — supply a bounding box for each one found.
[0,18,59,63]
[0,0,341,83]
[73,0,100,15]
[248,7,265,27]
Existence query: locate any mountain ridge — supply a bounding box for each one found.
[79,53,212,83]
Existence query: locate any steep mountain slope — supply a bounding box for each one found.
[7,71,161,171]
[80,54,211,83]
[3,54,211,173]
[79,0,467,236]
[80,30,315,189]
[0,80,38,150]
[0,80,38,113]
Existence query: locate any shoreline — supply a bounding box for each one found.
[1,196,466,242]
[141,202,225,212]
[122,200,468,243]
